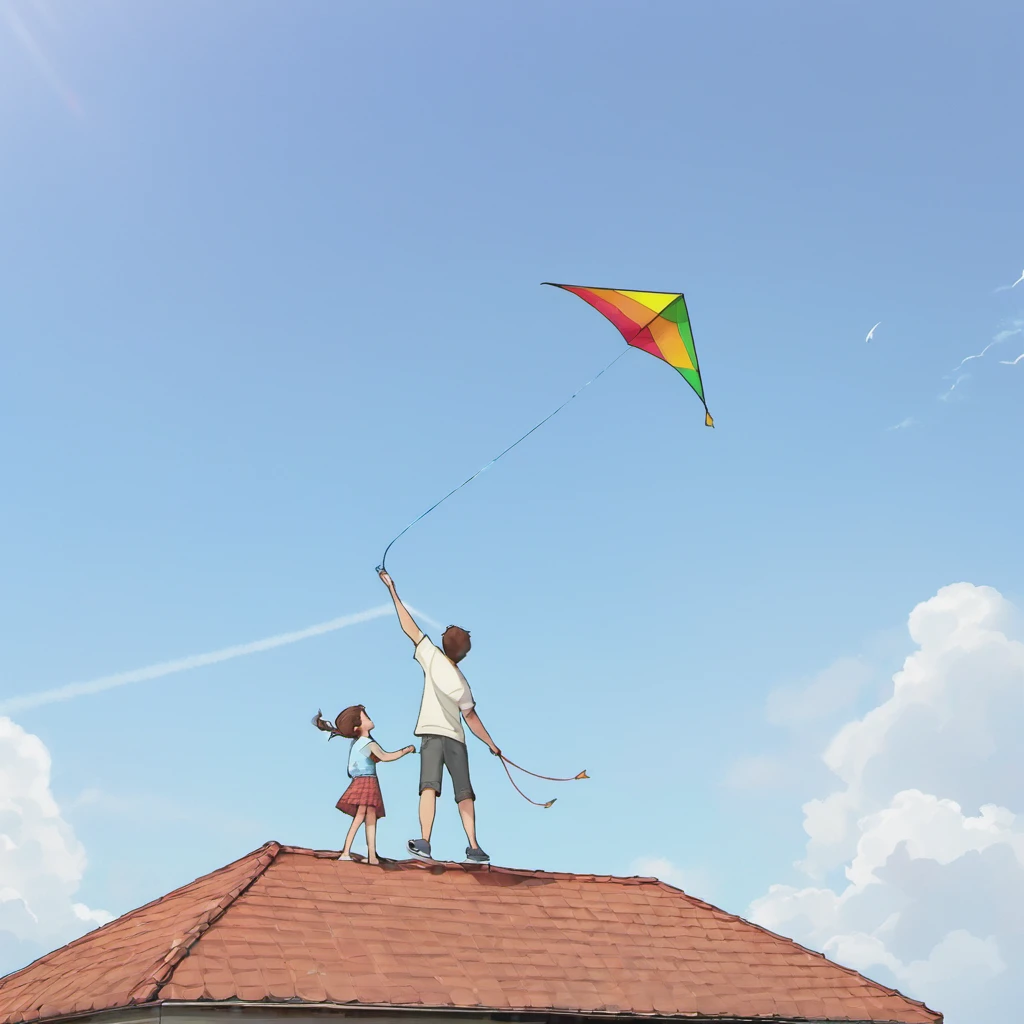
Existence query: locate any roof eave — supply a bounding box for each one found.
[3,999,940,1024]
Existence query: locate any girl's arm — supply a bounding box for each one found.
[367,740,416,763]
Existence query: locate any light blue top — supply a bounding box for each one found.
[347,736,377,778]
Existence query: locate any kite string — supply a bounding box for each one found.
[378,348,630,571]
[500,754,554,808]
[501,754,586,782]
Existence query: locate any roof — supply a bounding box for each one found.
[0,843,941,1024]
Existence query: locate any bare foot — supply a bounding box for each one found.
[367,857,380,865]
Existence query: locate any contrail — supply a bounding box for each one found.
[0,603,440,715]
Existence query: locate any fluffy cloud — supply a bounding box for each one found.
[764,656,874,726]
[722,753,788,789]
[633,856,715,900]
[748,583,1024,1024]
[0,717,111,949]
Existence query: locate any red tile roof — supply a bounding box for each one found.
[0,843,941,1024]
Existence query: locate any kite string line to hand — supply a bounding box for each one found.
[378,348,630,572]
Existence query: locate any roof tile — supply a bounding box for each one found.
[0,843,941,1024]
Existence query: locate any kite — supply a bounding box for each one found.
[543,283,713,427]
[378,282,713,570]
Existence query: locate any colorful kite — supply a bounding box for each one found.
[378,281,714,570]
[544,283,713,427]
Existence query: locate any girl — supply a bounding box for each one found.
[312,705,415,864]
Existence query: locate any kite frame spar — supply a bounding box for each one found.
[542,282,713,428]
[377,282,711,572]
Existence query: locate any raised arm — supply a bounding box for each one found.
[378,570,424,644]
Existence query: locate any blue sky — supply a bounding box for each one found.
[2,2,1023,1020]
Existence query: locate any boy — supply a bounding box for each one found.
[378,569,500,864]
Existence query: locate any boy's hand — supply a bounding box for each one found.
[489,744,501,757]
[378,569,395,589]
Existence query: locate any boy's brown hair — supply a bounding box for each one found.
[312,705,364,740]
[442,625,471,663]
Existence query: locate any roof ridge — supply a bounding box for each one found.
[0,842,281,997]
[124,841,282,1005]
[647,879,942,1018]
[273,847,676,885]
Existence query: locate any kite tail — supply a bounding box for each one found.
[500,756,556,808]
[501,754,588,782]
[378,349,629,571]
[705,408,714,428]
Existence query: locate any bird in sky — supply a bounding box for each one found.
[865,322,881,343]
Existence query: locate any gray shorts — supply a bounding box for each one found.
[418,735,475,802]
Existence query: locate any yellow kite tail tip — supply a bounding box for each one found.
[543,799,557,809]
[705,411,714,428]
[575,771,589,780]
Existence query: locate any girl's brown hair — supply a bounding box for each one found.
[312,704,365,740]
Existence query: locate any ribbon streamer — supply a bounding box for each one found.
[497,752,589,808]
[502,753,588,782]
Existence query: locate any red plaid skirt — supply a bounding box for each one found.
[336,775,385,819]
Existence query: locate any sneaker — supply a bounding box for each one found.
[464,846,490,864]
[407,838,433,861]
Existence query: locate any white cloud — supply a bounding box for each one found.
[939,372,970,401]
[723,658,876,791]
[765,656,873,726]
[887,417,916,432]
[948,321,1021,373]
[748,583,1024,1024]
[0,717,111,945]
[633,856,714,899]
[722,753,787,789]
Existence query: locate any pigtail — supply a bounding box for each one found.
[311,710,343,740]
[311,704,365,740]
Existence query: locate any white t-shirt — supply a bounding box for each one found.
[413,635,475,742]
